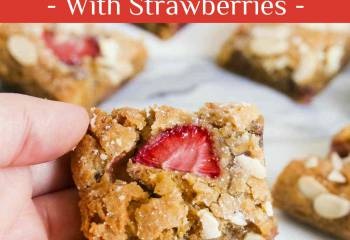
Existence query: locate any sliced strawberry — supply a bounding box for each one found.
[133,125,221,178]
[43,31,100,66]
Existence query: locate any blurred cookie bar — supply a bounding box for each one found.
[0,24,147,107]
[218,24,350,103]
[332,125,350,158]
[71,103,277,240]
[136,23,186,39]
[273,126,350,239]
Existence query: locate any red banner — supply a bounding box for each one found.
[0,0,349,22]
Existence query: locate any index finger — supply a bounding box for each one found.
[0,93,89,167]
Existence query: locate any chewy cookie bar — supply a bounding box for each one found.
[136,23,186,39]
[218,24,350,103]
[71,103,277,240]
[0,23,147,108]
[273,127,350,239]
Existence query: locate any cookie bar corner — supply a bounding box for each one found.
[218,24,350,102]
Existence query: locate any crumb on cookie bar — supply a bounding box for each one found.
[71,103,277,240]
[0,23,147,108]
[218,24,350,103]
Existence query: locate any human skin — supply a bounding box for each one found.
[0,93,89,240]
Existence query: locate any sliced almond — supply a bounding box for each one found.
[244,232,265,240]
[328,170,347,183]
[313,193,350,219]
[7,35,38,66]
[251,25,291,40]
[99,37,119,67]
[325,44,344,75]
[331,152,343,170]
[304,157,319,168]
[225,211,247,226]
[250,38,289,57]
[263,201,274,217]
[236,155,266,179]
[198,209,222,239]
[298,176,328,199]
[293,49,319,84]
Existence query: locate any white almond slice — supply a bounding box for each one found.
[325,44,344,75]
[304,157,319,168]
[293,50,319,84]
[7,35,38,66]
[236,155,266,179]
[250,38,289,57]
[263,201,274,217]
[99,38,119,67]
[328,170,347,183]
[198,209,222,239]
[251,25,291,40]
[313,193,350,219]
[244,232,265,240]
[298,176,328,199]
[225,211,247,226]
[331,152,344,170]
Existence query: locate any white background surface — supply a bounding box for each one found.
[101,23,349,240]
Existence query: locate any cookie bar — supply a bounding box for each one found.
[273,151,350,239]
[332,125,350,158]
[71,103,277,240]
[136,23,186,39]
[218,24,350,102]
[0,23,147,108]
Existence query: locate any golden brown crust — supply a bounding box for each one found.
[0,23,147,108]
[218,24,350,103]
[71,103,277,240]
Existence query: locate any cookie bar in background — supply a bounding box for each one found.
[332,125,350,158]
[136,23,186,39]
[273,126,350,239]
[72,103,277,240]
[0,24,147,108]
[218,24,350,103]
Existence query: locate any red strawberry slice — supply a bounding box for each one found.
[133,125,221,178]
[43,31,100,66]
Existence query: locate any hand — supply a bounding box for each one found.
[0,93,89,240]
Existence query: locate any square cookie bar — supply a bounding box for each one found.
[71,103,277,240]
[273,127,350,239]
[0,24,147,108]
[218,24,350,103]
[136,23,186,39]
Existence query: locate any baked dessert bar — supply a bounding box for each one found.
[332,125,350,158]
[0,23,147,108]
[136,23,186,39]
[218,24,350,103]
[273,126,350,239]
[71,103,277,240]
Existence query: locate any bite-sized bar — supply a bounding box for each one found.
[332,125,350,158]
[71,103,277,240]
[0,23,147,108]
[273,152,350,239]
[136,23,186,39]
[218,24,350,103]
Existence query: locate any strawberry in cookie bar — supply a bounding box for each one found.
[71,103,277,240]
[0,23,147,107]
